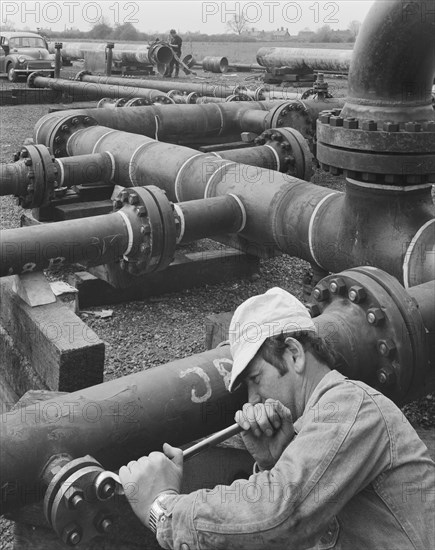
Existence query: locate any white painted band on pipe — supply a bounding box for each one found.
[211,152,222,158]
[66,128,86,156]
[56,159,65,186]
[264,144,280,172]
[308,192,337,269]
[105,151,116,181]
[403,218,434,289]
[346,178,433,193]
[228,193,247,232]
[204,161,237,199]
[128,141,156,185]
[174,153,205,202]
[91,130,117,155]
[217,105,225,136]
[117,210,134,256]
[174,203,185,244]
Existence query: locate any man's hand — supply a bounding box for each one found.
[119,443,183,528]
[235,399,294,470]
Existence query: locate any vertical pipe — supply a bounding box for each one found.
[105,43,114,77]
[54,42,62,79]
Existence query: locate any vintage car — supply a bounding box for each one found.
[0,31,56,81]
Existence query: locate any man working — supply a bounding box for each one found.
[120,288,435,549]
[164,29,182,78]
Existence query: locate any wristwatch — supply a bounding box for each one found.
[148,492,176,534]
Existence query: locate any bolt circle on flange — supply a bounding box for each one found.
[312,267,428,403]
[257,126,313,181]
[113,186,176,275]
[44,114,98,157]
[16,144,57,208]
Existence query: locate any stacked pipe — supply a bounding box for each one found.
[256,47,352,73]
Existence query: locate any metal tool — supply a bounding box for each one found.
[103,423,243,492]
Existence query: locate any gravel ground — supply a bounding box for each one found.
[0,67,433,548]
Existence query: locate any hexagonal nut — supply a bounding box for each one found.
[348,285,366,303]
[119,190,129,202]
[329,277,346,295]
[128,193,139,205]
[61,523,82,546]
[136,206,147,217]
[343,118,359,129]
[306,303,321,317]
[312,285,329,302]
[382,121,399,132]
[404,121,422,132]
[329,116,344,127]
[366,308,385,325]
[361,120,377,131]
[377,338,396,357]
[64,486,85,510]
[377,365,396,386]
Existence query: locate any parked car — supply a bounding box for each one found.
[0,31,56,82]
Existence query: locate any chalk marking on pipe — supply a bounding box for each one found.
[228,193,247,232]
[174,153,205,202]
[179,367,212,403]
[403,218,434,289]
[129,141,156,185]
[264,144,281,172]
[347,178,433,193]
[116,210,134,256]
[56,159,65,186]
[212,357,233,390]
[204,162,237,199]
[174,203,185,244]
[154,115,161,141]
[216,105,225,135]
[91,130,117,154]
[105,151,116,181]
[308,192,338,269]
[211,152,222,158]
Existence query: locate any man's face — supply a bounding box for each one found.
[243,354,294,410]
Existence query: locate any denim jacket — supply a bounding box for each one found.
[156,371,435,549]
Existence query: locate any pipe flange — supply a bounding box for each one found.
[307,266,427,404]
[186,92,199,104]
[16,144,58,208]
[253,86,266,101]
[317,111,435,185]
[47,114,98,157]
[255,127,313,181]
[123,97,151,107]
[74,70,92,81]
[27,71,45,88]
[113,185,176,275]
[43,455,116,547]
[264,100,310,129]
[97,97,114,108]
[153,94,175,105]
[225,94,251,102]
[114,97,128,107]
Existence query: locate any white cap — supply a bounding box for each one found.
[228,288,316,392]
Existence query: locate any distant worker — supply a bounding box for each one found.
[164,29,182,78]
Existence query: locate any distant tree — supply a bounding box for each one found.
[312,25,334,43]
[89,20,113,39]
[1,18,15,31]
[226,14,248,35]
[348,20,362,41]
[113,22,139,41]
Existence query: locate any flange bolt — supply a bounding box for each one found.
[62,524,82,546]
[348,285,366,303]
[377,366,396,386]
[377,339,396,357]
[366,308,385,326]
[306,303,321,317]
[329,278,346,295]
[312,285,329,302]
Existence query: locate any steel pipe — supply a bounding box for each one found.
[0,266,432,514]
[27,74,175,104]
[256,47,352,73]
[202,56,229,73]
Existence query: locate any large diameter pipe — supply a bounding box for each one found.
[62,125,434,285]
[0,345,243,513]
[50,41,173,67]
[341,0,435,122]
[256,47,352,73]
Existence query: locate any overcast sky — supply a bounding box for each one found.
[1,1,376,34]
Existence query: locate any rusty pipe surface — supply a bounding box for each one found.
[256,47,352,73]
[342,0,435,122]
[0,267,432,513]
[28,75,174,104]
[64,125,434,285]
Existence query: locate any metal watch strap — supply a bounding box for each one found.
[148,493,175,534]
